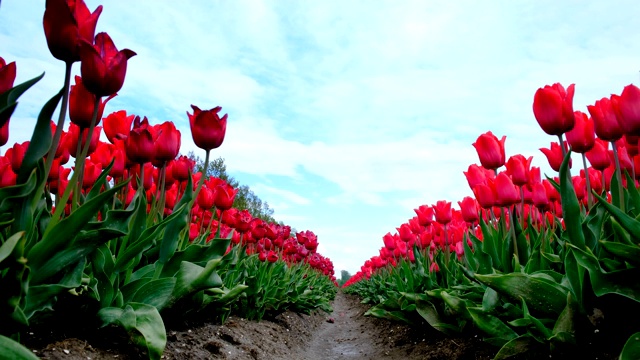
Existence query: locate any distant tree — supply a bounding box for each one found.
[338,270,352,286]
[187,152,278,223]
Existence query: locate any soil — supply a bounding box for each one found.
[23,291,618,360]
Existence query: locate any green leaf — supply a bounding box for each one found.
[97,303,166,360]
[415,299,459,334]
[493,335,535,360]
[474,273,568,314]
[17,88,62,183]
[593,191,640,241]
[620,332,640,360]
[600,241,640,266]
[162,259,223,310]
[0,334,40,360]
[158,175,193,265]
[557,150,585,249]
[467,307,518,345]
[0,232,23,263]
[31,179,127,271]
[125,278,176,309]
[0,72,44,127]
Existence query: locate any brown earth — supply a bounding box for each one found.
[23,291,618,360]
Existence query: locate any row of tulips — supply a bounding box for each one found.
[344,82,640,359]
[0,1,336,359]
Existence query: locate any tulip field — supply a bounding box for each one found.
[2,1,640,360]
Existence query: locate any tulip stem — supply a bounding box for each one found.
[44,61,73,182]
[193,149,210,204]
[557,134,567,158]
[72,97,101,211]
[581,153,593,209]
[611,144,625,212]
[443,223,450,268]
[509,207,519,263]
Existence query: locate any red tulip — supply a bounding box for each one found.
[67,123,101,157]
[413,205,434,227]
[609,142,633,172]
[585,138,610,171]
[188,105,228,151]
[43,0,102,63]
[79,32,136,97]
[125,116,155,164]
[172,155,195,182]
[433,200,452,225]
[458,196,479,223]
[473,180,497,210]
[532,83,575,136]
[494,172,521,206]
[69,76,114,128]
[213,183,237,211]
[82,159,102,190]
[588,97,624,142]
[505,154,532,186]
[397,223,414,242]
[103,110,135,144]
[0,161,16,188]
[8,141,29,174]
[565,111,595,153]
[540,141,570,172]
[612,84,640,136]
[532,182,550,212]
[463,163,494,190]
[153,121,181,163]
[472,131,506,170]
[267,250,279,263]
[0,57,17,131]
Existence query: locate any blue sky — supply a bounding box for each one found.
[2,1,640,274]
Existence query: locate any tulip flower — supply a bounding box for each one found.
[463,163,495,190]
[69,76,114,128]
[565,111,595,154]
[153,121,181,163]
[67,123,101,157]
[43,0,102,63]
[382,232,397,251]
[532,83,575,136]
[79,32,136,97]
[473,180,497,210]
[0,161,16,188]
[540,141,570,172]
[458,196,479,224]
[531,182,550,212]
[433,200,452,225]
[8,141,29,174]
[188,105,228,151]
[103,110,135,144]
[505,154,532,186]
[413,205,434,227]
[612,84,640,136]
[125,116,155,164]
[585,138,611,171]
[494,172,521,207]
[397,223,414,242]
[472,131,506,171]
[0,57,17,133]
[588,97,624,142]
[214,183,238,211]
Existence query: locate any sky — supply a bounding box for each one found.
[2,1,640,274]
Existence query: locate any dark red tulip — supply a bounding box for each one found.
[0,57,17,131]
[69,76,114,128]
[67,123,101,157]
[43,0,102,63]
[588,97,624,142]
[153,121,181,163]
[125,116,155,164]
[213,183,237,211]
[79,32,136,97]
[188,105,228,151]
[0,161,16,188]
[172,155,195,182]
[565,111,595,153]
[82,159,102,190]
[472,131,506,170]
[267,250,278,263]
[533,83,575,136]
[9,141,29,174]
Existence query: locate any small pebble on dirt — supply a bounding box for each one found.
[326,317,335,323]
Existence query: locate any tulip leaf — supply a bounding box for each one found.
[568,244,640,302]
[600,240,640,266]
[17,88,62,183]
[493,335,535,360]
[0,231,23,263]
[0,72,44,127]
[97,303,166,360]
[0,171,37,214]
[593,191,640,241]
[0,335,40,360]
[127,278,176,309]
[162,259,223,310]
[157,174,193,267]
[620,332,640,360]
[474,272,568,314]
[467,307,518,345]
[557,150,585,249]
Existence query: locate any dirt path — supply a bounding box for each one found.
[298,291,382,359]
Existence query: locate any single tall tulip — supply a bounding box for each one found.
[43,0,102,63]
[153,121,181,163]
[188,105,228,151]
[472,131,506,171]
[79,32,136,97]
[533,83,575,136]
